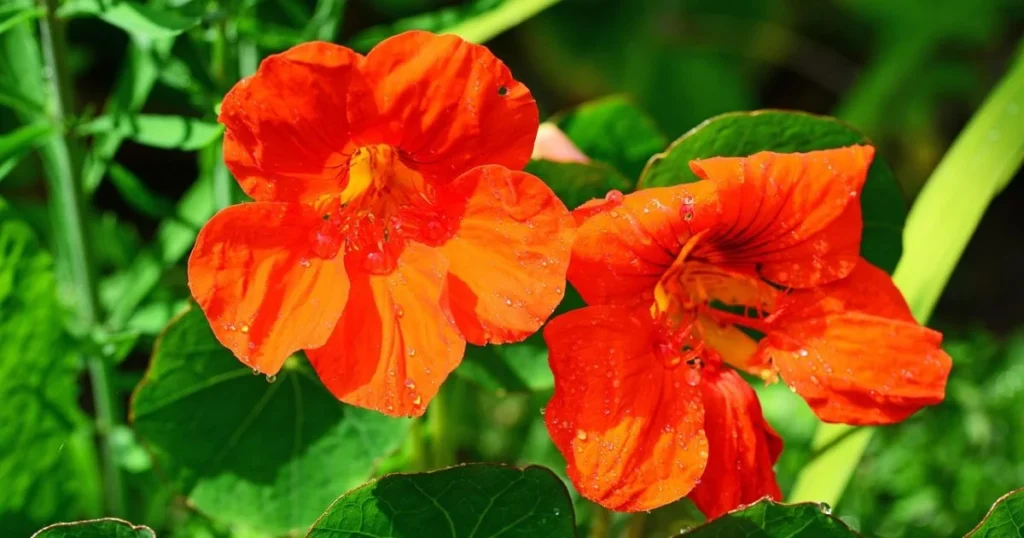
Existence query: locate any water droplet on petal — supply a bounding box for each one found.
[395,305,404,318]
[576,429,587,441]
[604,190,624,204]
[404,379,416,390]
[252,367,260,376]
[265,374,277,383]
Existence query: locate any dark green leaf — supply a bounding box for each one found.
[457,336,552,394]
[78,115,222,152]
[106,163,176,219]
[131,308,412,534]
[0,212,101,535]
[31,517,155,538]
[554,95,666,180]
[525,160,631,210]
[0,6,44,37]
[639,110,906,273]
[307,464,576,538]
[966,488,1024,537]
[677,499,858,537]
[58,0,201,39]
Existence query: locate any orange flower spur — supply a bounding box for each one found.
[188,31,574,417]
[543,145,952,516]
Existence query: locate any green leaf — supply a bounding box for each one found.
[554,95,667,180]
[457,336,553,394]
[78,115,223,152]
[31,517,155,538]
[0,6,44,37]
[107,163,176,219]
[966,489,1024,537]
[307,464,576,538]
[677,499,857,537]
[525,160,631,210]
[639,110,907,273]
[131,307,412,534]
[58,0,201,40]
[0,122,52,183]
[0,213,101,535]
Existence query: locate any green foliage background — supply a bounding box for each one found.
[1,0,1023,537]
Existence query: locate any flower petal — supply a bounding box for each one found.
[350,31,538,181]
[188,202,349,374]
[306,243,466,417]
[759,260,952,424]
[220,41,362,203]
[689,364,782,519]
[689,145,874,288]
[435,165,574,344]
[568,182,718,307]
[544,306,708,511]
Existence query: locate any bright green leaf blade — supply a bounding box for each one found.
[525,159,632,209]
[31,517,155,538]
[677,499,857,537]
[0,122,52,183]
[79,115,223,152]
[639,110,907,273]
[554,95,667,180]
[0,213,101,535]
[0,6,44,37]
[307,464,576,538]
[58,0,201,39]
[966,489,1024,537]
[457,337,552,394]
[131,308,412,534]
[349,0,560,51]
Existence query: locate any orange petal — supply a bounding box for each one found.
[188,202,349,374]
[689,145,874,288]
[220,41,362,203]
[350,31,538,181]
[759,260,952,424]
[568,182,718,307]
[306,243,466,417]
[544,306,709,511]
[689,364,782,519]
[435,166,574,344]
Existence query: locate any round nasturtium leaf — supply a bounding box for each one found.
[131,307,412,535]
[30,518,155,538]
[639,110,907,273]
[965,488,1024,537]
[676,499,856,537]
[307,464,576,538]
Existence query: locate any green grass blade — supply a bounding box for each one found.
[446,0,562,43]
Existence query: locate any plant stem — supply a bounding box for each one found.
[790,38,1024,506]
[38,0,125,516]
[427,381,458,469]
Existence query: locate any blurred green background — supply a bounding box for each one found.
[1,0,1023,537]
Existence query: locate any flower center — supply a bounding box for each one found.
[308,145,455,275]
[651,231,778,372]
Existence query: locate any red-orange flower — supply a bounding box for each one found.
[544,146,951,516]
[188,31,574,417]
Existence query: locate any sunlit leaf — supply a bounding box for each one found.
[640,110,906,273]
[307,464,575,538]
[0,122,51,183]
[0,5,44,37]
[0,212,100,535]
[78,115,222,152]
[131,307,412,534]
[31,517,155,538]
[675,499,856,537]
[58,0,201,39]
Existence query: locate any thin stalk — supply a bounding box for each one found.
[427,381,458,469]
[38,0,125,516]
[446,0,562,44]
[790,39,1024,506]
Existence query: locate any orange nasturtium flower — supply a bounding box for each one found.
[543,146,952,516]
[188,31,574,417]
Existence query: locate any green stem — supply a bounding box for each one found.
[445,0,562,44]
[38,0,125,516]
[790,39,1024,506]
[427,382,458,468]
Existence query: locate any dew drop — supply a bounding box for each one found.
[395,305,404,318]
[265,374,277,383]
[576,429,587,441]
[240,324,250,334]
[299,258,311,268]
[252,367,260,376]
[412,394,422,406]
[604,189,624,204]
[404,379,416,390]
[553,508,560,516]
